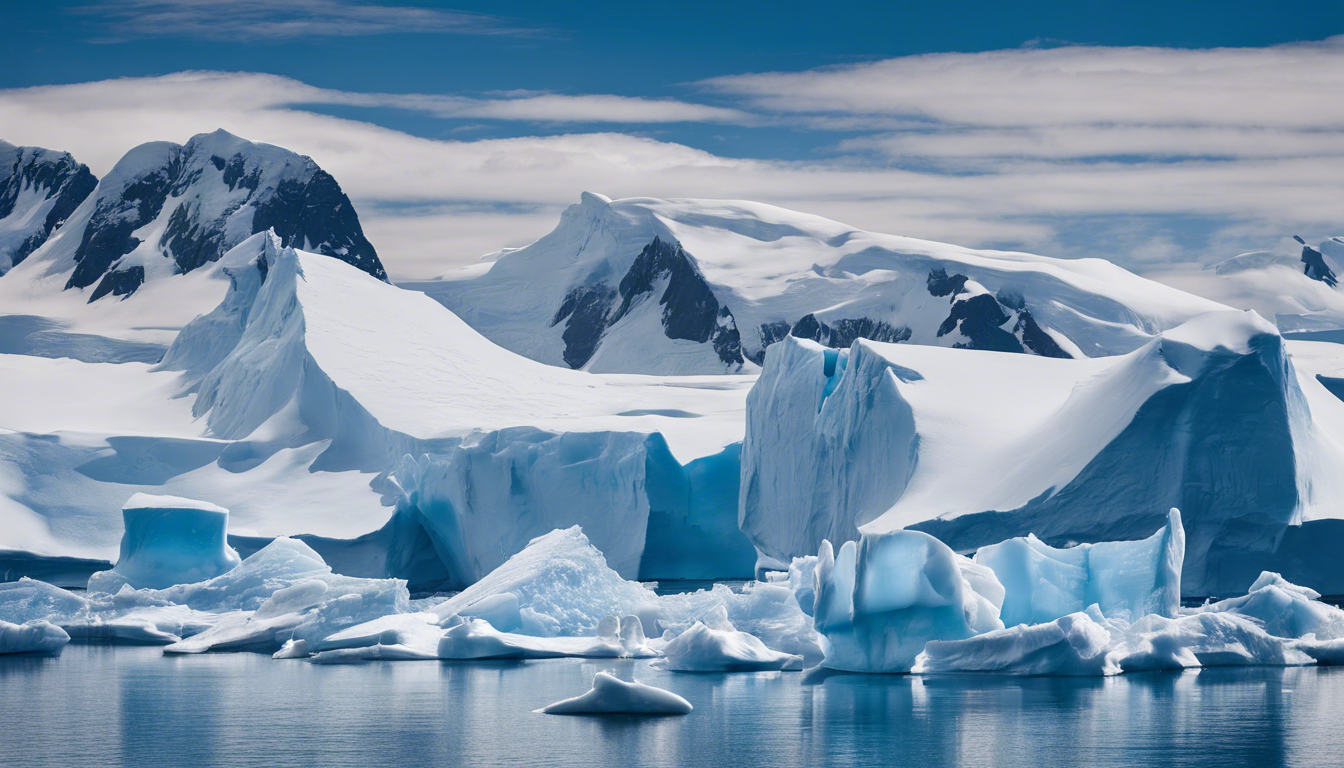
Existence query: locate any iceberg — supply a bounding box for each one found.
[741,311,1344,597]
[1123,612,1312,667]
[86,493,241,591]
[975,509,1184,626]
[536,671,693,716]
[0,619,70,655]
[811,530,1005,673]
[428,527,661,637]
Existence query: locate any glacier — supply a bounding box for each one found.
[741,309,1344,597]
[0,234,756,587]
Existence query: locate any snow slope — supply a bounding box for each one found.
[411,193,1228,374]
[741,309,1344,596]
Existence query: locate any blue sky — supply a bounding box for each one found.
[2,1,1342,282]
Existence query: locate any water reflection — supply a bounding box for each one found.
[1,645,1341,767]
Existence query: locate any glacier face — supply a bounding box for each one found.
[742,310,1344,596]
[411,192,1228,375]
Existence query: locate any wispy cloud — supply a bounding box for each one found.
[73,0,540,42]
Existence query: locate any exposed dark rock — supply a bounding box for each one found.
[550,284,617,368]
[790,313,912,349]
[0,146,97,269]
[1015,308,1070,358]
[66,160,179,291]
[1296,236,1338,288]
[89,266,146,302]
[938,292,1024,353]
[251,170,384,280]
[548,237,746,369]
[927,267,969,297]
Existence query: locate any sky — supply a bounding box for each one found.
[1,0,1342,283]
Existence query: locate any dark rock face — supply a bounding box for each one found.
[928,267,1072,358]
[89,266,146,302]
[250,170,385,281]
[550,237,745,369]
[790,314,912,349]
[0,145,97,270]
[67,161,180,291]
[551,284,617,368]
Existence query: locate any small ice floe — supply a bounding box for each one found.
[536,671,692,716]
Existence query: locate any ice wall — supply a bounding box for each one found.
[384,431,754,589]
[88,493,241,591]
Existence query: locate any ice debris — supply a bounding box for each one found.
[0,619,70,655]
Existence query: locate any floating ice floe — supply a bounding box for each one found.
[536,671,693,716]
[0,619,69,655]
[85,494,241,592]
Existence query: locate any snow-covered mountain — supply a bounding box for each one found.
[410,193,1228,375]
[740,310,1344,596]
[0,141,96,275]
[1158,236,1344,334]
[9,129,385,303]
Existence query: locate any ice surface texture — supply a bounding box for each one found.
[536,671,692,715]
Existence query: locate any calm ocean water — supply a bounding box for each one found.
[2,644,1340,768]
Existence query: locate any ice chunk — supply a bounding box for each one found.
[1124,612,1312,667]
[157,539,409,654]
[917,610,1121,676]
[87,494,241,591]
[976,508,1184,626]
[434,617,634,660]
[812,530,1003,673]
[1204,571,1344,640]
[429,527,660,637]
[655,609,803,672]
[0,620,70,655]
[658,581,821,659]
[536,671,693,716]
[0,576,90,625]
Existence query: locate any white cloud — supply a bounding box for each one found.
[73,0,537,41]
[701,38,1344,129]
[1,60,1340,281]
